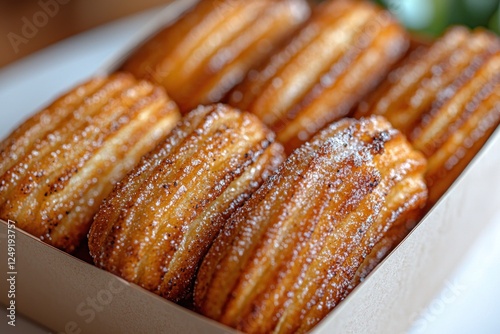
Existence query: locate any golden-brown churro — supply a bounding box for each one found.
[229,0,408,152]
[356,27,500,204]
[122,0,310,113]
[0,73,181,252]
[89,104,285,302]
[194,116,427,333]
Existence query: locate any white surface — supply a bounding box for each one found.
[0,6,499,334]
[408,212,500,334]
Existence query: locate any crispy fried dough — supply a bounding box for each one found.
[194,116,427,334]
[0,73,180,252]
[228,0,408,152]
[88,104,285,302]
[122,0,310,113]
[356,27,500,204]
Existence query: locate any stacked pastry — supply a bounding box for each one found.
[0,73,180,252]
[122,0,310,113]
[356,27,500,204]
[194,117,427,333]
[89,104,284,302]
[228,0,409,152]
[2,0,499,332]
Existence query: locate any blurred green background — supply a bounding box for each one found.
[374,0,500,36]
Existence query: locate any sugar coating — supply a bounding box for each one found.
[355,27,500,204]
[121,0,310,113]
[229,0,408,152]
[194,116,428,334]
[88,104,285,303]
[0,73,180,252]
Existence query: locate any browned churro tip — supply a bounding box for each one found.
[0,72,181,252]
[354,27,499,129]
[88,103,285,303]
[355,26,500,205]
[228,0,409,153]
[121,0,311,113]
[419,51,500,204]
[194,116,427,334]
